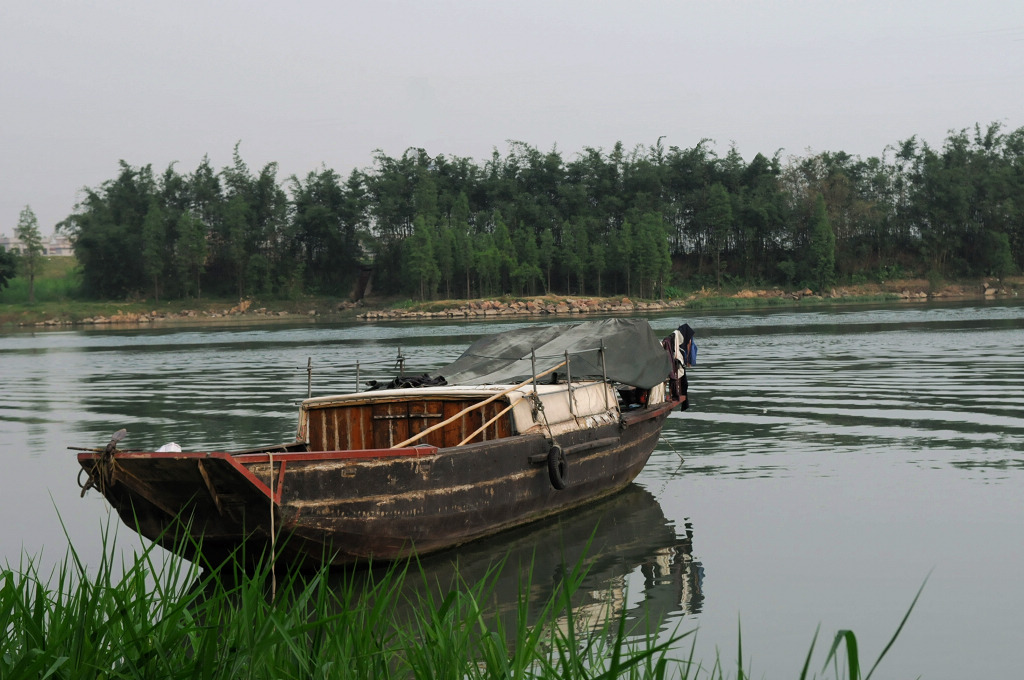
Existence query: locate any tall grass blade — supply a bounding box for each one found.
[824,629,860,680]
[864,576,928,680]
[737,615,745,680]
[799,624,820,680]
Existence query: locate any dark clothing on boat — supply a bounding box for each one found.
[677,323,696,366]
[366,373,448,391]
[664,324,696,409]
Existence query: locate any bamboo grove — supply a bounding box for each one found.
[58,122,1023,302]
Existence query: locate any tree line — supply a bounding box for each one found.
[53,123,1022,302]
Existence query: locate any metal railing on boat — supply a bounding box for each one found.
[300,342,620,449]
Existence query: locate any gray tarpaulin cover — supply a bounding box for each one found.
[437,318,672,389]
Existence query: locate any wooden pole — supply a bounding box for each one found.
[390,360,567,449]
[565,350,575,416]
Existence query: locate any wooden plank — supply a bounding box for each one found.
[341,407,354,450]
[196,460,224,515]
[464,401,484,444]
[408,400,442,447]
[484,402,501,440]
[357,405,373,449]
[495,402,512,438]
[373,402,408,449]
[441,401,463,448]
[307,410,324,451]
[324,408,337,453]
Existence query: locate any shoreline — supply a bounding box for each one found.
[3,277,1020,329]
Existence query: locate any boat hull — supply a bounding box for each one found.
[78,400,676,568]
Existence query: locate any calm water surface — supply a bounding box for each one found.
[2,301,1022,678]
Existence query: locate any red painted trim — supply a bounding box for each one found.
[621,397,681,426]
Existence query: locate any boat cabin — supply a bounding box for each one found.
[297,381,667,452]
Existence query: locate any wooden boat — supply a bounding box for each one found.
[76,318,685,568]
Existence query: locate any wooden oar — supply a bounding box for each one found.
[390,360,566,449]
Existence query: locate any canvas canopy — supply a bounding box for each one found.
[437,318,672,390]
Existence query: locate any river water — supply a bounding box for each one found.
[2,301,1022,678]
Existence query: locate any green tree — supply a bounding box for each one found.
[141,202,166,302]
[289,168,361,295]
[436,223,456,298]
[705,184,733,289]
[807,193,836,291]
[561,218,589,294]
[630,212,670,298]
[474,233,501,297]
[491,211,515,292]
[15,206,45,303]
[450,192,474,297]
[613,220,636,296]
[590,241,606,296]
[62,161,157,298]
[175,209,208,298]
[511,227,542,296]
[538,227,555,293]
[404,216,440,300]
[980,229,1015,279]
[222,195,249,298]
[0,247,17,292]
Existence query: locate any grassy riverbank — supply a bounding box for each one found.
[1,530,917,680]
[2,257,1019,328]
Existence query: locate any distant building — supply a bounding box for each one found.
[0,233,74,256]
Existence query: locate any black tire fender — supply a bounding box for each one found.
[547,444,568,490]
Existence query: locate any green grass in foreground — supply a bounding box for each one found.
[0,523,923,679]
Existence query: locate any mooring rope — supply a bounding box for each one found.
[77,429,127,497]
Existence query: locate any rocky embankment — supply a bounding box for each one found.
[24,299,343,327]
[358,296,678,320]
[21,280,1017,327]
[357,280,1016,321]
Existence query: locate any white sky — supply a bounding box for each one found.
[3,0,1022,234]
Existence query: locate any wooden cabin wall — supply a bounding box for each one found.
[305,399,513,452]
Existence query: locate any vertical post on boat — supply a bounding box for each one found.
[564,349,575,416]
[356,360,361,392]
[530,348,539,400]
[396,348,405,377]
[268,449,276,601]
[599,342,609,410]
[306,357,312,399]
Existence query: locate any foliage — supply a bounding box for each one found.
[0,247,17,292]
[15,206,44,303]
[1,523,922,680]
[57,123,1024,301]
[807,193,836,292]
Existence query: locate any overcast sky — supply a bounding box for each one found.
[3,0,1022,234]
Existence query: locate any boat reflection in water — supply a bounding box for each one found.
[364,483,703,639]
